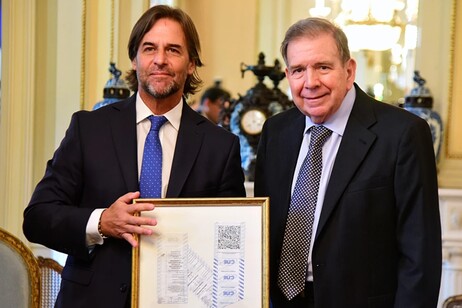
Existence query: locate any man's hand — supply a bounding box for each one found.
[99,191,157,247]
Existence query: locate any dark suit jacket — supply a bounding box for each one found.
[23,95,246,308]
[255,84,441,308]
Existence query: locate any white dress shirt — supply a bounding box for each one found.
[290,87,356,281]
[85,93,183,246]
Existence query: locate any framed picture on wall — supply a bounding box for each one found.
[131,197,269,308]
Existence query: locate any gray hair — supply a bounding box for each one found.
[280,17,351,65]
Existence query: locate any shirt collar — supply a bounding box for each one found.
[135,92,183,132]
[305,86,356,137]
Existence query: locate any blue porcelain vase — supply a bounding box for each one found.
[93,62,131,110]
[403,71,443,162]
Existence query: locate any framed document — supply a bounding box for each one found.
[131,197,269,308]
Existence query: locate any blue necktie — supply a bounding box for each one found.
[278,125,332,300]
[140,115,168,198]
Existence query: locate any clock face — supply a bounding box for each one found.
[240,109,267,135]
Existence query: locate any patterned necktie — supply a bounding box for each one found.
[278,125,332,300]
[139,115,168,198]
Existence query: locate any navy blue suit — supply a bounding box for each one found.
[23,95,246,307]
[255,84,441,308]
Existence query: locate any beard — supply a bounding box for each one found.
[137,68,186,99]
[140,78,181,99]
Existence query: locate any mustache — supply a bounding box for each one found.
[151,69,172,73]
[149,65,174,76]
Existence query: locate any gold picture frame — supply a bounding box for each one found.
[131,197,269,308]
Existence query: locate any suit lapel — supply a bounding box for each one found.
[109,96,139,192]
[315,86,377,238]
[166,103,206,197]
[279,110,306,212]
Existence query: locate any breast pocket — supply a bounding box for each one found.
[346,176,393,194]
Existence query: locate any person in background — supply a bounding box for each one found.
[255,17,441,308]
[23,5,245,308]
[197,81,231,124]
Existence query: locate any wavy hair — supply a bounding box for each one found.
[126,5,203,97]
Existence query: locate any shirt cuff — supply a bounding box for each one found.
[86,208,106,246]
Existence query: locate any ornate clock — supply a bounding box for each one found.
[223,52,293,181]
[240,108,267,135]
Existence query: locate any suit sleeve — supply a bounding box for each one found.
[254,121,268,197]
[217,134,246,197]
[23,112,94,260]
[393,118,442,307]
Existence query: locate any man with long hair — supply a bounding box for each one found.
[23,5,245,307]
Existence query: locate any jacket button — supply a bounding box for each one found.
[120,283,128,292]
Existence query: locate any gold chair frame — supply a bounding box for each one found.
[37,256,63,274]
[37,256,63,307]
[0,227,40,308]
[444,294,462,308]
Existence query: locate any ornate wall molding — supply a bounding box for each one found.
[80,0,87,110]
[446,0,462,159]
[439,188,462,305]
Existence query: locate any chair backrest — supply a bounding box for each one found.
[444,295,462,308]
[37,256,63,308]
[0,227,40,308]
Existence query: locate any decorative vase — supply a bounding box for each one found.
[93,62,131,110]
[403,71,443,162]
